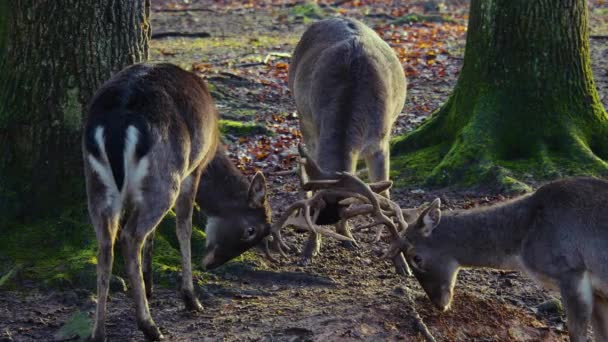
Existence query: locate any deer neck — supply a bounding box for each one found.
[433,196,534,270]
[197,145,250,216]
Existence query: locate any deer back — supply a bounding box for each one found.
[84,63,219,198]
[288,17,406,173]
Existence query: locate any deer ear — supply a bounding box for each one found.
[248,172,267,208]
[402,207,424,225]
[418,198,441,237]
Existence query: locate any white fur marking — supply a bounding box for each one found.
[205,216,220,245]
[123,126,149,204]
[87,127,121,213]
[580,272,594,306]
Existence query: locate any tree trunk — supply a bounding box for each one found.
[391,0,608,192]
[0,1,150,219]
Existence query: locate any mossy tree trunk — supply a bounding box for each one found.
[391,0,608,191]
[0,1,150,219]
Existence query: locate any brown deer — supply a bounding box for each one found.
[195,143,273,269]
[83,63,271,341]
[393,177,608,342]
[288,17,408,273]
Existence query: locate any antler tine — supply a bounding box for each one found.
[271,190,356,242]
[298,144,337,180]
[331,171,400,237]
[304,171,414,268]
[369,180,393,194]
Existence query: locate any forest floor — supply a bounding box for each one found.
[1,1,608,341]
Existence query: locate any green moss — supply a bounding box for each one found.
[390,144,447,187]
[290,3,326,19]
[219,119,270,136]
[0,205,209,291]
[229,108,257,118]
[55,311,92,342]
[390,3,608,194]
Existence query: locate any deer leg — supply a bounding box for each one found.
[364,146,390,198]
[559,273,593,342]
[298,231,321,266]
[175,169,204,312]
[392,254,411,276]
[121,200,174,341]
[142,229,156,299]
[365,146,411,276]
[336,219,358,249]
[592,295,608,341]
[90,213,119,342]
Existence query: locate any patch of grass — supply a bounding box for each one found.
[0,205,208,291]
[290,2,326,20]
[220,119,270,136]
[150,35,299,67]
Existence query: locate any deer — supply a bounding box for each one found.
[383,177,608,342]
[83,63,278,341]
[194,143,273,270]
[288,17,409,274]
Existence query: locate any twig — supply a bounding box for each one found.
[270,169,298,176]
[235,62,266,68]
[263,52,292,64]
[151,32,211,39]
[402,289,436,342]
[331,0,351,6]
[591,35,608,40]
[365,13,396,20]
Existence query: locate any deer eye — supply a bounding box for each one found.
[411,255,424,269]
[246,226,256,237]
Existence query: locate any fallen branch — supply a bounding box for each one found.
[270,169,298,176]
[402,289,436,342]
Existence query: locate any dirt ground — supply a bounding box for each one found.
[2,1,608,341]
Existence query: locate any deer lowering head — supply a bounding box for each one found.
[196,144,272,269]
[83,63,271,341]
[288,17,407,270]
[395,177,608,342]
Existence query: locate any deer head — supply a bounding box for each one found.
[401,199,459,311]
[201,172,272,269]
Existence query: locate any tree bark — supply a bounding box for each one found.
[0,1,150,218]
[391,0,608,191]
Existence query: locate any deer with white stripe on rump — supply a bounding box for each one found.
[83,63,274,341]
[288,17,409,274]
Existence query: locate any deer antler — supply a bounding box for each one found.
[266,144,413,274]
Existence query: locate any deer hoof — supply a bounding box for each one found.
[340,240,358,250]
[297,256,313,267]
[138,320,164,341]
[182,291,203,312]
[87,330,106,342]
